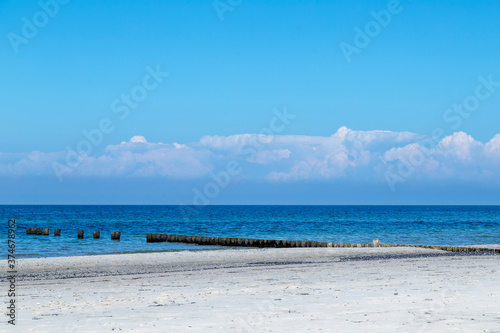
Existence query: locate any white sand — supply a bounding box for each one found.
[3,248,500,332]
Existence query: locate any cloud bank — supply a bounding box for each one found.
[2,127,500,189]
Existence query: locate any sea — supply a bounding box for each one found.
[2,205,500,258]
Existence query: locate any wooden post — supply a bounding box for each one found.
[93,231,100,239]
[111,231,121,240]
[54,229,61,236]
[78,230,84,239]
[373,239,380,247]
[43,228,49,236]
[37,228,43,235]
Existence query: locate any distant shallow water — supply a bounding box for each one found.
[2,205,500,258]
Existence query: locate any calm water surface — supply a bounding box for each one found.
[1,205,499,258]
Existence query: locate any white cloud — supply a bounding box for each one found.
[129,135,148,143]
[254,149,291,164]
[436,132,483,161]
[2,129,500,184]
[485,134,500,154]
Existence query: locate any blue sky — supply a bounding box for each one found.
[1,0,500,204]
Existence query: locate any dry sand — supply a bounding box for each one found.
[3,248,500,332]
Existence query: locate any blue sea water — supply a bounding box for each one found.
[1,205,500,258]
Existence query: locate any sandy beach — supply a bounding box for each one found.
[4,248,500,332]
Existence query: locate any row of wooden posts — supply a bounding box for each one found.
[26,228,500,253]
[26,228,120,240]
[146,233,500,253]
[26,228,59,236]
[147,233,370,247]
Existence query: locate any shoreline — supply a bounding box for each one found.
[12,242,500,260]
[6,248,500,332]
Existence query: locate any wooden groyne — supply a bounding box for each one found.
[23,228,500,253]
[26,228,121,239]
[377,243,500,253]
[148,233,372,248]
[146,233,500,253]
